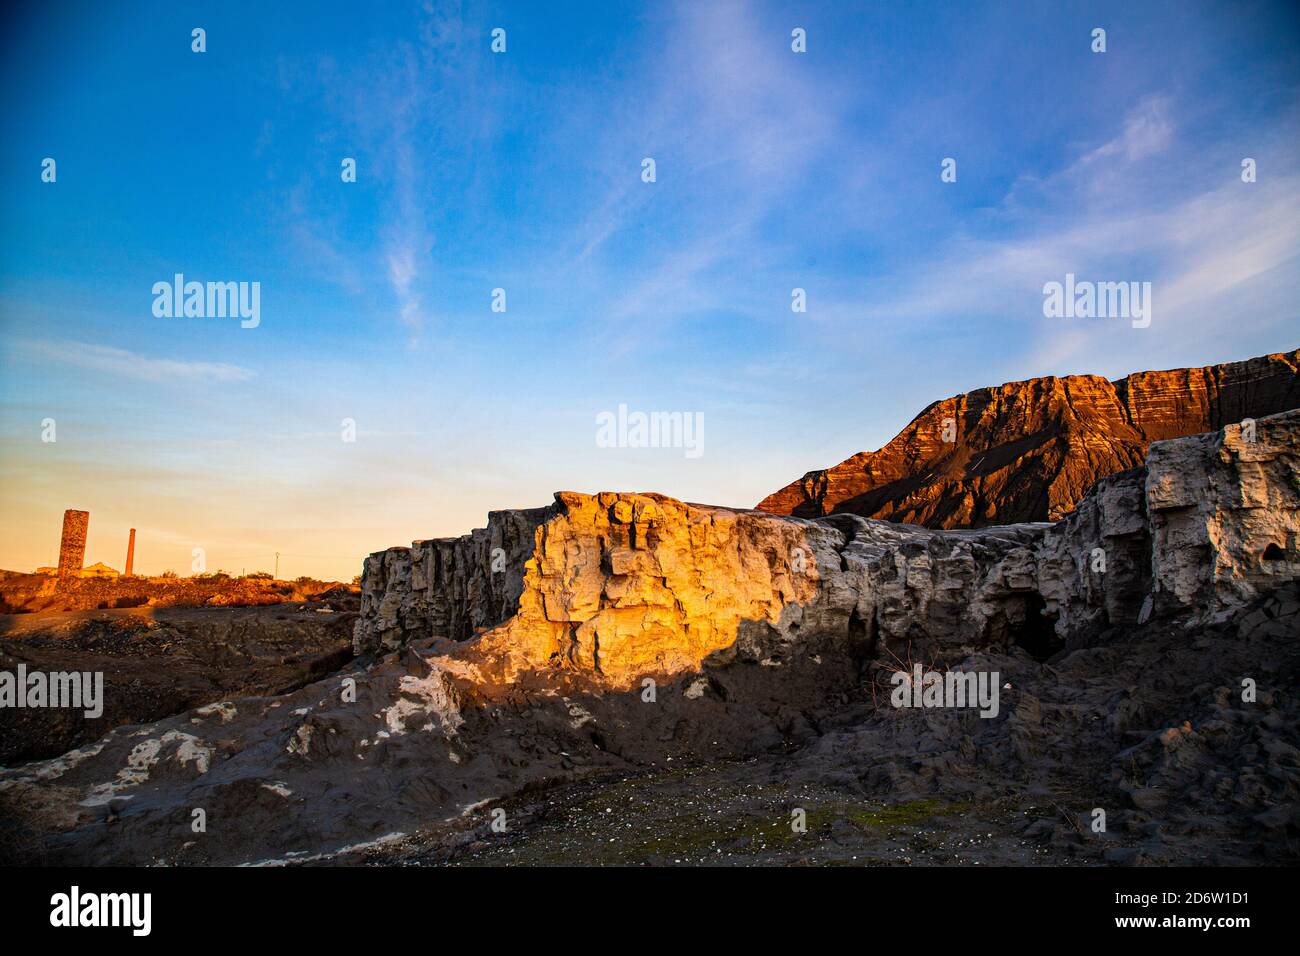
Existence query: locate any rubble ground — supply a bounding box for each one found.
[364,765,1081,867]
[0,601,357,764]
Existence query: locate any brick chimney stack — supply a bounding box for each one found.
[57,509,89,581]
[125,528,136,577]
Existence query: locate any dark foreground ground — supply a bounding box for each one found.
[2,584,1297,867]
[0,601,356,764]
[338,584,1300,868]
[351,764,1083,867]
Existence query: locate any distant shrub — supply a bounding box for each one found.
[160,570,178,579]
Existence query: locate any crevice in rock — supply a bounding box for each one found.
[1012,592,1062,661]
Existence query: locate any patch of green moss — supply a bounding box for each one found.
[812,797,961,830]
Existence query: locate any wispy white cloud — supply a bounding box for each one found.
[270,3,474,347]
[800,95,1300,377]
[1079,93,1175,167]
[22,341,255,384]
[385,238,428,345]
[547,0,852,353]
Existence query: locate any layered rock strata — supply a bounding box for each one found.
[756,350,1300,527]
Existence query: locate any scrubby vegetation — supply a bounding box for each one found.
[0,569,356,614]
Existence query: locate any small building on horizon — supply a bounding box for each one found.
[78,562,120,579]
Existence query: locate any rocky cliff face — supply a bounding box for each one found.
[353,505,551,653]
[1036,410,1300,642]
[355,489,1054,685]
[4,412,1297,866]
[350,410,1297,679]
[756,350,1300,528]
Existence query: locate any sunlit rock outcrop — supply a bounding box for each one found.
[356,491,1055,684]
[756,350,1300,527]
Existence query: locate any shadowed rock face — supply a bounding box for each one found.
[4,412,1294,866]
[1036,411,1300,642]
[756,350,1300,527]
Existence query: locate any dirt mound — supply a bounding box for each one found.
[0,604,356,766]
[0,572,358,616]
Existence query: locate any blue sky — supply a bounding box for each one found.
[1,0,1298,579]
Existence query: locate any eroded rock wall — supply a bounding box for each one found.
[756,349,1300,527]
[356,490,1062,686]
[353,504,553,654]
[1036,468,1153,641]
[1035,410,1300,643]
[1146,412,1300,615]
[359,412,1300,673]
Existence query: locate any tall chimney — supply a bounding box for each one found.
[125,528,136,577]
[57,509,90,581]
